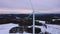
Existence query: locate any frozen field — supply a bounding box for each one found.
[0,23,18,34]
[46,24,60,34]
[0,23,60,34]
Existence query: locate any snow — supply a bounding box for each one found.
[0,23,18,34]
[0,23,60,34]
[46,24,60,34]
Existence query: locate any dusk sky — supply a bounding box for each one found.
[0,0,60,14]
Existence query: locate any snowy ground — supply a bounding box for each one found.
[0,23,60,34]
[0,23,18,34]
[46,24,60,34]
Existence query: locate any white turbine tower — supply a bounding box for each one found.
[29,0,35,34]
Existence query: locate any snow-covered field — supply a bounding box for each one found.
[0,23,60,34]
[0,23,18,34]
[46,24,60,34]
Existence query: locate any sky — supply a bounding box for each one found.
[0,0,60,14]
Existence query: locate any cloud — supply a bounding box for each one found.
[0,8,33,14]
[0,0,60,10]
[35,8,60,14]
[0,8,60,14]
[0,0,60,14]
